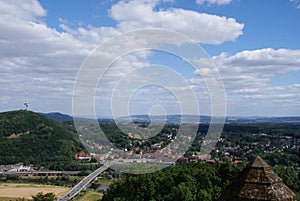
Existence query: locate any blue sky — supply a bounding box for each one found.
[0,0,300,117]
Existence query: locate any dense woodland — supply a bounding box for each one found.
[0,110,87,170]
[102,162,300,201]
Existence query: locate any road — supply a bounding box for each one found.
[57,163,111,201]
[57,159,175,201]
[1,171,81,175]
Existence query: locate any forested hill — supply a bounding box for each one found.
[0,110,85,169]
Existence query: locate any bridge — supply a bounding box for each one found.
[57,163,111,201]
[57,159,174,201]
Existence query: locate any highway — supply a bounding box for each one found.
[57,163,111,201]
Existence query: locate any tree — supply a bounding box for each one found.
[32,192,56,201]
[170,182,197,201]
[102,163,223,201]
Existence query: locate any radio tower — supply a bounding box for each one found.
[24,100,29,111]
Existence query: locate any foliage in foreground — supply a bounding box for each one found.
[102,162,246,201]
[102,162,299,201]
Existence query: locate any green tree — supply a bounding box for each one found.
[32,192,56,201]
[102,163,224,201]
[170,182,197,201]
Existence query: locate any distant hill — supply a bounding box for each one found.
[0,110,85,169]
[116,115,300,124]
[40,112,73,121]
[38,112,300,124]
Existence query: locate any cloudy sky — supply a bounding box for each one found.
[0,0,300,117]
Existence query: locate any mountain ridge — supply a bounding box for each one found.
[37,112,300,124]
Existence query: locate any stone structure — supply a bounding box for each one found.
[219,156,297,201]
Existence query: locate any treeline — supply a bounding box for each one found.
[102,162,244,201]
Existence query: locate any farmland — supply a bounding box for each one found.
[0,183,69,200]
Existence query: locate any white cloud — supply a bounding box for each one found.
[203,48,300,115]
[231,84,300,95]
[214,48,300,75]
[290,0,300,8]
[0,0,298,116]
[110,0,244,44]
[211,49,300,92]
[0,0,46,22]
[196,0,232,6]
[0,0,97,113]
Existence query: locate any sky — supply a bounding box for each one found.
[0,0,300,117]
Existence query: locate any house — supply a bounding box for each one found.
[233,160,243,165]
[206,159,216,164]
[75,151,91,161]
[96,154,106,161]
[189,155,199,162]
[199,153,211,161]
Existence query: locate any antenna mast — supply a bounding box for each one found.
[24,100,29,111]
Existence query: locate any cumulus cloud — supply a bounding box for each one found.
[211,48,300,91]
[202,48,300,115]
[0,0,95,113]
[110,0,244,44]
[196,0,232,6]
[46,0,244,115]
[213,48,300,76]
[1,0,298,116]
[0,0,46,22]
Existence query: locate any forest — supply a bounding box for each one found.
[0,110,87,170]
[102,161,300,201]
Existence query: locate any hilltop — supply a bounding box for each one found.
[40,112,73,121]
[0,110,85,170]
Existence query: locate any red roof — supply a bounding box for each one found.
[75,152,91,160]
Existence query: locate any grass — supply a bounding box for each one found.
[0,178,108,200]
[94,177,119,186]
[76,190,103,201]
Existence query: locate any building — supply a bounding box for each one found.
[6,165,31,172]
[219,156,297,201]
[75,152,91,161]
[199,153,211,161]
[189,155,199,162]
